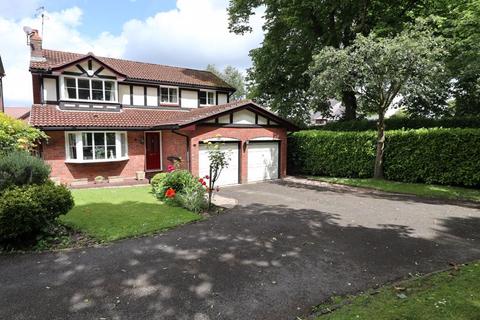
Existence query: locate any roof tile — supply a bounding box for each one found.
[30,49,235,90]
[29,100,253,129]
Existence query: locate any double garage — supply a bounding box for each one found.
[198,140,280,186]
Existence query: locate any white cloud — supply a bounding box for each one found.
[121,0,264,69]
[0,0,264,106]
[0,1,41,20]
[0,7,125,106]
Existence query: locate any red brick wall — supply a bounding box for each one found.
[41,126,288,185]
[184,126,288,183]
[43,131,146,184]
[161,130,188,170]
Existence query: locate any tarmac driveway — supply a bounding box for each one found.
[1,178,479,320]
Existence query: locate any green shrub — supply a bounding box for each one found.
[0,151,51,192]
[152,170,206,212]
[288,128,480,187]
[384,129,480,187]
[152,170,193,199]
[175,178,207,213]
[288,130,376,178]
[151,172,168,190]
[0,182,74,242]
[0,112,48,153]
[313,117,480,132]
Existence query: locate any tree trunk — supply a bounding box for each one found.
[373,110,386,179]
[341,91,357,120]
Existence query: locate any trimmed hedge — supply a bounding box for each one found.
[288,128,480,187]
[384,129,480,186]
[312,117,480,131]
[288,131,377,178]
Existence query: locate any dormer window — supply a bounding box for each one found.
[160,86,178,104]
[61,76,117,102]
[199,90,215,106]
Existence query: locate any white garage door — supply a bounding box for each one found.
[199,143,239,186]
[248,142,279,182]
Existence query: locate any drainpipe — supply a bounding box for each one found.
[171,130,191,172]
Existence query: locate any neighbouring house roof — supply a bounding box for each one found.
[29,100,298,130]
[30,49,235,91]
[5,107,31,120]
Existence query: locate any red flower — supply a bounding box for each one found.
[167,165,175,172]
[204,175,210,180]
[165,188,176,198]
[202,181,207,186]
[198,178,204,184]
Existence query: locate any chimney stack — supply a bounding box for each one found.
[29,29,45,62]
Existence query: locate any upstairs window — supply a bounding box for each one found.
[199,90,215,106]
[62,76,117,102]
[160,86,178,104]
[65,131,128,163]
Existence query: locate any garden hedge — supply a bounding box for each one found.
[311,117,480,131]
[288,128,480,187]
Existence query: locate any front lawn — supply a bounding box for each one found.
[60,186,201,242]
[313,261,480,320]
[308,176,480,202]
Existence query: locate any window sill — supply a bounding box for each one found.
[65,157,129,164]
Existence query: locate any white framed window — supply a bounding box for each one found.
[65,131,128,163]
[160,86,179,104]
[61,76,117,102]
[199,90,215,106]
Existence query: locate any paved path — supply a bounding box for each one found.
[1,179,479,320]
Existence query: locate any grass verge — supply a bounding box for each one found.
[312,261,480,320]
[60,186,202,242]
[308,176,480,202]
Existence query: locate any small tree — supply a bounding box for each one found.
[204,141,231,208]
[308,26,447,179]
[0,113,47,154]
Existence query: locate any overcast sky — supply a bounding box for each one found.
[0,0,264,106]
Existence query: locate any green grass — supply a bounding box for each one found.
[309,177,480,202]
[60,186,202,242]
[314,262,480,320]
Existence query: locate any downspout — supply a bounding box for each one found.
[171,130,191,172]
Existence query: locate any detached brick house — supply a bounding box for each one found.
[27,30,296,186]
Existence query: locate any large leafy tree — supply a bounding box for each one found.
[308,28,447,178]
[438,0,480,116]
[206,64,246,101]
[228,0,426,123]
[407,0,480,117]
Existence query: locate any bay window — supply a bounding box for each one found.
[160,86,178,104]
[62,76,117,102]
[199,90,215,105]
[65,131,128,163]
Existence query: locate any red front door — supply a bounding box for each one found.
[145,132,161,171]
